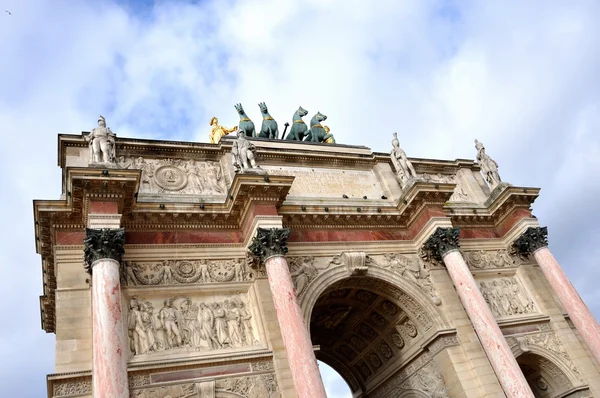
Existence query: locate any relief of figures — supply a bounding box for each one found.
[124,259,251,286]
[289,256,318,297]
[374,253,441,305]
[117,156,226,195]
[478,277,536,317]
[127,295,259,357]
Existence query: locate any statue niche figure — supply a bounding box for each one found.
[231,129,264,174]
[234,103,256,138]
[391,132,417,187]
[285,106,309,141]
[86,115,116,164]
[209,116,237,144]
[474,139,502,189]
[304,112,334,143]
[258,102,279,139]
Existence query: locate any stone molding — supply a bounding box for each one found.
[513,226,549,257]
[421,227,460,263]
[83,228,125,273]
[248,227,290,264]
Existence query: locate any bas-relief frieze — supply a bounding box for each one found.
[53,378,92,397]
[129,374,278,398]
[262,165,384,198]
[117,157,226,196]
[124,259,252,286]
[127,294,259,358]
[477,276,537,318]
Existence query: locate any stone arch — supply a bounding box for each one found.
[301,261,452,396]
[300,261,449,332]
[509,339,587,397]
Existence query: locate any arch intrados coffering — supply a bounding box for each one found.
[302,266,452,395]
[300,264,449,334]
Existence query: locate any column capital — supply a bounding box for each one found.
[83,228,125,274]
[513,226,548,256]
[248,227,290,264]
[422,227,460,262]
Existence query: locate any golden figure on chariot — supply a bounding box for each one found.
[209,116,237,144]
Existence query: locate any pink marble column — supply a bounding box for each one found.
[265,256,328,398]
[249,228,327,398]
[91,258,129,398]
[84,228,129,398]
[424,228,534,397]
[515,227,600,366]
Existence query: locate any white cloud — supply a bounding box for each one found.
[1,0,599,396]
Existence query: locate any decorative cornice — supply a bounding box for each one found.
[422,227,460,262]
[83,228,125,273]
[512,226,548,256]
[248,228,290,263]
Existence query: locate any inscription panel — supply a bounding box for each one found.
[263,166,384,199]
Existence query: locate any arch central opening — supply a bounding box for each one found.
[308,276,432,396]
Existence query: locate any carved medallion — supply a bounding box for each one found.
[154,165,188,191]
[392,333,405,349]
[380,342,393,359]
[369,353,382,368]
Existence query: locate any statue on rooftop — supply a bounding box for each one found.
[304,112,334,143]
[391,132,417,187]
[234,103,256,138]
[231,128,264,174]
[86,115,116,164]
[474,139,501,189]
[323,126,336,144]
[285,106,309,141]
[209,116,237,144]
[258,102,279,139]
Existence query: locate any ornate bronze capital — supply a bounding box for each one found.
[248,227,290,263]
[422,227,460,263]
[83,228,125,273]
[513,226,548,257]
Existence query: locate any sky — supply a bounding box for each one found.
[0,0,599,397]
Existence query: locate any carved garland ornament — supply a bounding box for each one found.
[83,228,125,274]
[124,258,251,286]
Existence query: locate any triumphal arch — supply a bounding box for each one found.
[34,110,600,398]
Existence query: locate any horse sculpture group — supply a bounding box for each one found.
[233,103,336,143]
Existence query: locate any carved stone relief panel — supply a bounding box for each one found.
[420,172,472,203]
[53,377,92,397]
[215,374,279,398]
[117,157,226,196]
[288,256,319,298]
[130,382,197,398]
[462,249,523,269]
[477,276,537,318]
[262,165,385,199]
[126,293,260,360]
[369,253,442,306]
[124,259,252,286]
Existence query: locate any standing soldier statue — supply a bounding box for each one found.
[474,139,502,189]
[86,115,116,164]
